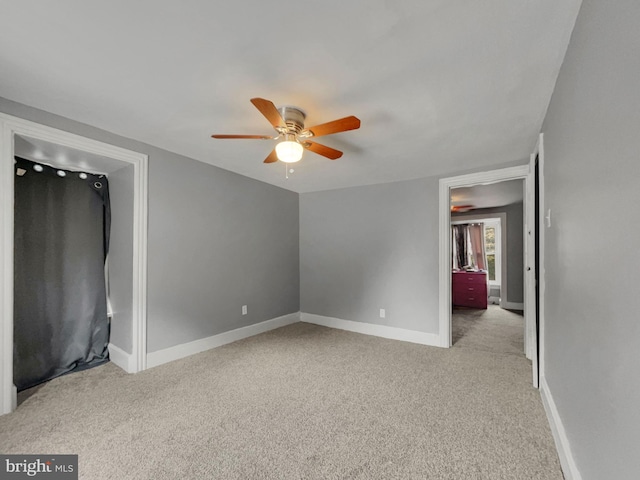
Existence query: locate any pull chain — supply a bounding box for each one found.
[285,165,294,179]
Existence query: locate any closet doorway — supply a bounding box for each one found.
[0,113,148,414]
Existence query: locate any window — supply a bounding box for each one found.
[485,226,496,280]
[452,217,502,284]
[483,220,501,285]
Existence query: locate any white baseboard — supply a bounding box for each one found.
[539,376,582,480]
[501,301,524,310]
[146,312,300,369]
[300,313,441,347]
[108,343,135,374]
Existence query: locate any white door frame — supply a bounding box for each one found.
[0,113,149,414]
[439,161,539,387]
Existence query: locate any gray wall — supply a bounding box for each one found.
[107,164,135,352]
[299,159,528,335]
[0,97,300,354]
[541,0,640,478]
[147,152,299,352]
[300,178,440,333]
[452,201,524,304]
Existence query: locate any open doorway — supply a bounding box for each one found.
[449,179,525,355]
[451,180,525,308]
[438,162,539,387]
[0,113,149,414]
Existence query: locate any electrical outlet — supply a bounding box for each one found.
[242,305,247,315]
[379,308,386,318]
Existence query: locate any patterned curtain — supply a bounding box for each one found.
[452,225,466,269]
[452,223,486,271]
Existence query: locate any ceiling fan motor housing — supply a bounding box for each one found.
[278,106,306,135]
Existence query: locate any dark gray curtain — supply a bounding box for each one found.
[14,157,111,391]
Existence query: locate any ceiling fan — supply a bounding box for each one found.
[451,205,475,213]
[211,98,361,164]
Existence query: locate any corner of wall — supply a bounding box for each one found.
[108,343,135,374]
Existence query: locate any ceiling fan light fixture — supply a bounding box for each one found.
[211,98,360,164]
[275,140,303,163]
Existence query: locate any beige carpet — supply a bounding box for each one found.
[0,320,561,479]
[452,305,525,356]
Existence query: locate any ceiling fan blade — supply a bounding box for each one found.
[250,98,286,129]
[211,134,273,139]
[304,141,343,160]
[263,149,279,164]
[304,116,361,137]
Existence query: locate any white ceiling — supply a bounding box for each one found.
[0,1,581,193]
[451,179,524,210]
[14,135,130,174]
